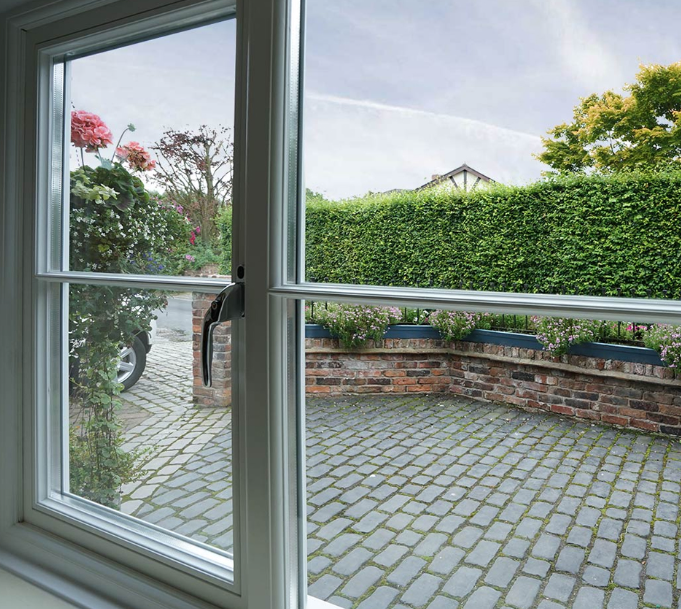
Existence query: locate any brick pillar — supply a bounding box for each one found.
[192,292,232,407]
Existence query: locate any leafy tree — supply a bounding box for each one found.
[152,125,233,244]
[537,62,681,173]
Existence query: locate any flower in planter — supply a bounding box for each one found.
[643,324,681,368]
[316,304,402,348]
[428,310,493,341]
[533,316,601,357]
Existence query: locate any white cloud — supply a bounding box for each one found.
[304,93,545,200]
[530,0,627,93]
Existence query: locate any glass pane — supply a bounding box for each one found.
[305,300,681,608]
[302,1,681,301]
[66,19,236,276]
[67,287,234,554]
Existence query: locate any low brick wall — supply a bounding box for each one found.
[306,337,681,436]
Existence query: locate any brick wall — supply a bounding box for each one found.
[306,337,681,437]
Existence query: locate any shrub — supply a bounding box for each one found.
[315,304,402,348]
[428,310,493,341]
[304,171,681,298]
[216,205,233,274]
[533,316,602,356]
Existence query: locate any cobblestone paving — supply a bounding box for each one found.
[119,334,233,552]
[117,339,681,608]
[307,395,681,609]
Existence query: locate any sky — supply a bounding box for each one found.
[71,1,681,200]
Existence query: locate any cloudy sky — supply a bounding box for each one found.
[71,0,681,199]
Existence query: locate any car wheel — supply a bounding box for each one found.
[118,335,147,391]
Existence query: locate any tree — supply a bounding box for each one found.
[537,62,681,173]
[152,125,233,244]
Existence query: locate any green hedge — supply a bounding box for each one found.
[305,171,681,297]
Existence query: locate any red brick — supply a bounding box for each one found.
[631,419,659,432]
[551,405,575,416]
[602,414,630,426]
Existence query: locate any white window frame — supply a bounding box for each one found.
[0,0,302,607]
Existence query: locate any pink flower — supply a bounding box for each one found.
[115,141,156,172]
[71,110,113,152]
[185,254,195,262]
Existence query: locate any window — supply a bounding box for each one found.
[3,1,681,609]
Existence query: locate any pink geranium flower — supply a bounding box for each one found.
[115,141,157,172]
[71,110,113,152]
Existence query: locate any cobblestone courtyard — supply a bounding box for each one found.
[120,339,681,608]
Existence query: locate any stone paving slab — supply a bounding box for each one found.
[117,339,681,608]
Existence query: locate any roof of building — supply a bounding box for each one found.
[416,163,494,191]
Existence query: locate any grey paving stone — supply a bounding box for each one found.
[644,579,673,608]
[324,534,362,557]
[465,540,500,567]
[401,573,442,607]
[425,596,459,609]
[647,551,675,581]
[621,534,646,559]
[596,518,623,541]
[505,576,541,609]
[387,556,427,586]
[309,574,343,600]
[462,586,501,609]
[606,588,639,609]
[434,514,464,534]
[555,546,585,574]
[583,565,610,587]
[356,587,399,609]
[308,556,332,575]
[332,548,373,576]
[443,566,482,598]
[412,515,439,532]
[485,521,513,541]
[515,518,542,539]
[544,573,575,602]
[522,558,550,577]
[428,546,465,576]
[531,533,561,560]
[414,533,448,557]
[536,601,565,609]
[374,544,408,568]
[503,538,530,559]
[588,539,617,568]
[573,586,605,609]
[484,557,520,588]
[545,513,571,535]
[452,526,483,549]
[363,529,395,551]
[340,566,384,599]
[614,559,641,588]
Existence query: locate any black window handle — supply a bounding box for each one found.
[201,283,244,387]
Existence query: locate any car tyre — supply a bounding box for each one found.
[118,334,147,391]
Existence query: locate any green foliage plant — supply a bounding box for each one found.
[315,303,402,348]
[428,310,493,341]
[216,205,233,274]
[69,162,184,508]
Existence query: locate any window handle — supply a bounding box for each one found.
[201,283,244,387]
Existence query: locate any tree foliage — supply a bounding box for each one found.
[152,125,233,244]
[538,62,681,173]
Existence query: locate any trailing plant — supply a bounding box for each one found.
[315,303,402,348]
[532,316,601,357]
[428,310,493,341]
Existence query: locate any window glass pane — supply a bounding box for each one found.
[67,286,234,555]
[302,1,681,301]
[304,300,681,608]
[67,20,235,276]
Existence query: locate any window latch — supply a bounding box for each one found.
[201,282,244,387]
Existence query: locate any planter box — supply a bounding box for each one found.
[306,324,665,366]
